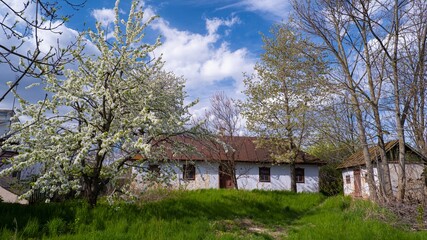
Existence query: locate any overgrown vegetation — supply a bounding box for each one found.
[0,190,425,239]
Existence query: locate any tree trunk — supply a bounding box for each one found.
[83,177,101,207]
[232,166,239,190]
[290,161,297,192]
[377,138,393,199]
[359,16,393,201]
[396,134,406,202]
[348,80,378,202]
[391,0,406,202]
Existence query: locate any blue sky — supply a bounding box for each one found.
[0,0,292,117]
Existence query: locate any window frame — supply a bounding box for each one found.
[345,175,351,184]
[259,167,271,182]
[183,163,196,181]
[295,168,305,183]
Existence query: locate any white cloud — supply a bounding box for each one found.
[151,16,254,92]
[91,8,116,27]
[219,0,291,20]
[146,13,255,121]
[206,16,240,35]
[1,0,256,131]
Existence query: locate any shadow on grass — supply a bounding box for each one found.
[0,190,327,239]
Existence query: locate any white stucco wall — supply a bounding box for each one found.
[133,161,320,193]
[388,163,424,194]
[236,163,319,192]
[170,161,220,190]
[342,169,354,196]
[132,161,220,191]
[134,162,320,193]
[343,167,381,198]
[342,164,424,199]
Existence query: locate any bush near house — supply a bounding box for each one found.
[0,190,426,239]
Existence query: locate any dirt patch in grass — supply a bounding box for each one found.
[214,218,287,239]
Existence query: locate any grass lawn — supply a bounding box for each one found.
[0,189,426,239]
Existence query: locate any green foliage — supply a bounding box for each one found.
[319,163,343,196]
[307,142,355,196]
[47,218,67,236]
[239,23,328,148]
[21,218,39,238]
[417,204,424,229]
[0,190,426,239]
[307,142,355,164]
[238,23,329,193]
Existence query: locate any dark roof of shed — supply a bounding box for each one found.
[337,140,427,169]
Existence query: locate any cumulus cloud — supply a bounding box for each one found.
[144,11,256,119]
[1,0,256,127]
[151,16,254,93]
[91,8,116,27]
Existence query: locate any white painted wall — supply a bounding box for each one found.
[236,163,319,192]
[342,164,424,198]
[132,161,220,191]
[133,162,321,193]
[170,161,220,190]
[342,169,354,196]
[342,167,379,198]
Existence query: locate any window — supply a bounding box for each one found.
[148,164,160,177]
[295,168,305,183]
[183,163,195,180]
[346,175,351,184]
[259,167,270,182]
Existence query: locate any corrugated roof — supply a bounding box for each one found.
[135,136,324,165]
[337,140,426,169]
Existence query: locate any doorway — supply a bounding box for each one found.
[219,165,235,189]
[353,169,362,197]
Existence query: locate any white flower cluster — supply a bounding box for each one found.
[1,0,196,204]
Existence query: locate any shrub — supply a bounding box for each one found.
[319,163,343,196]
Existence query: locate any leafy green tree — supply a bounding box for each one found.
[239,24,327,192]
[307,142,355,196]
[1,0,195,206]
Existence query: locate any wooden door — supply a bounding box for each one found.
[353,169,362,197]
[219,165,234,189]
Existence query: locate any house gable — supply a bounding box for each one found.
[337,140,427,169]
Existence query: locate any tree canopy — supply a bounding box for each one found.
[1,0,196,206]
[239,24,327,192]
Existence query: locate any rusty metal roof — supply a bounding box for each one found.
[136,136,324,165]
[337,140,427,169]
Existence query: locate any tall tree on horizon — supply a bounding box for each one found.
[239,24,328,192]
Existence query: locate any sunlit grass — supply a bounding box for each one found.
[0,189,425,239]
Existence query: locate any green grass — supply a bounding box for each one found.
[0,189,425,239]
